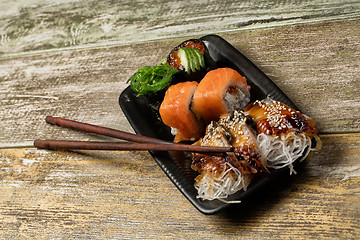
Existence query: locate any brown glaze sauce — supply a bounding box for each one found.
[245,100,318,137]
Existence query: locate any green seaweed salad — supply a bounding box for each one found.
[127,45,206,97]
[127,63,179,96]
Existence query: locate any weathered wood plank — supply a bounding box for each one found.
[1,0,360,55]
[225,19,360,134]
[0,133,359,239]
[1,18,359,147]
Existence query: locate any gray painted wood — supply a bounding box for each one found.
[1,18,359,147]
[1,0,360,56]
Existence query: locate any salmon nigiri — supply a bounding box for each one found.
[193,68,251,124]
[159,81,203,142]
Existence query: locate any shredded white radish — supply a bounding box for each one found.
[256,132,314,175]
[194,161,251,201]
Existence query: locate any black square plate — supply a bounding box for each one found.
[119,34,299,214]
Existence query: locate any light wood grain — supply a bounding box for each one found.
[0,133,359,239]
[1,18,359,147]
[0,0,359,55]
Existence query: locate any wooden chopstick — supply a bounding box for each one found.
[34,139,232,153]
[38,116,233,153]
[45,116,170,144]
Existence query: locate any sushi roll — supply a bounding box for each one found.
[159,81,204,143]
[244,97,321,174]
[191,122,255,201]
[191,110,266,201]
[193,68,251,124]
[167,39,215,81]
[167,39,206,72]
[218,110,269,174]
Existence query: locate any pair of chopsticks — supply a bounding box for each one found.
[34,116,233,153]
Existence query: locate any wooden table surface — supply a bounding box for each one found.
[1,1,359,239]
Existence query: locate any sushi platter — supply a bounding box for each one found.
[119,34,320,214]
